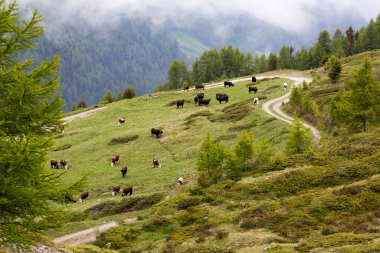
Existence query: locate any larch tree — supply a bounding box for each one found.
[0,1,85,249]
[331,57,380,131]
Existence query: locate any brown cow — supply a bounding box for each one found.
[79,191,89,202]
[111,155,120,167]
[60,159,68,170]
[112,186,121,196]
[50,160,59,169]
[121,186,133,196]
[195,84,205,90]
[183,85,189,92]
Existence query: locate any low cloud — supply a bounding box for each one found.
[17,0,380,34]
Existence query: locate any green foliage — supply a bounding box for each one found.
[123,85,136,99]
[93,226,140,250]
[326,55,342,83]
[197,133,226,185]
[0,1,84,247]
[286,118,313,155]
[100,89,114,104]
[167,60,190,89]
[331,57,380,131]
[234,131,255,170]
[77,99,87,108]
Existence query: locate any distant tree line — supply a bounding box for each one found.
[162,14,380,89]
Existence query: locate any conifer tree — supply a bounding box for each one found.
[286,118,313,155]
[331,57,380,131]
[326,55,342,83]
[234,131,255,171]
[0,1,85,248]
[123,85,136,99]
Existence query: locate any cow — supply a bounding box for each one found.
[253,97,259,107]
[194,96,199,104]
[79,191,89,202]
[60,159,68,170]
[197,93,205,99]
[118,118,125,125]
[151,128,163,138]
[283,82,288,91]
[252,76,257,82]
[248,87,258,93]
[198,98,211,106]
[195,84,205,90]
[177,99,185,108]
[216,94,229,104]
[177,177,184,185]
[183,85,189,92]
[153,158,160,168]
[111,155,120,167]
[112,186,121,196]
[121,166,128,177]
[224,81,234,87]
[121,186,133,196]
[50,160,59,169]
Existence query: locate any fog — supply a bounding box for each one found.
[17,0,380,34]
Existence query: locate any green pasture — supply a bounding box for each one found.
[49,78,292,209]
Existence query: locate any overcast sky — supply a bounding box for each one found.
[17,0,380,34]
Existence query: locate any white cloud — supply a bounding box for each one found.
[17,0,380,34]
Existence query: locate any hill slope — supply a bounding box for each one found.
[46,53,380,252]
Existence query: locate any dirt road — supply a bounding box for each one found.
[62,106,107,123]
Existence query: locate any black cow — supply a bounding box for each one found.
[151,128,163,138]
[111,155,119,167]
[197,93,204,99]
[60,159,68,170]
[198,98,211,106]
[121,186,133,196]
[216,94,229,104]
[121,166,127,177]
[252,76,257,82]
[224,81,234,87]
[112,186,121,196]
[153,158,160,168]
[118,118,125,125]
[50,160,59,169]
[248,87,258,93]
[177,99,185,108]
[195,84,205,90]
[79,191,89,202]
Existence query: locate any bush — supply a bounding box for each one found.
[93,226,140,250]
[176,206,209,226]
[177,196,201,210]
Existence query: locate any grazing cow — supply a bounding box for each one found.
[112,186,121,196]
[224,81,234,87]
[79,191,89,202]
[197,93,205,99]
[176,99,185,108]
[118,118,125,125]
[195,84,205,90]
[121,186,133,196]
[60,159,68,170]
[216,94,229,104]
[50,160,59,169]
[248,87,258,93]
[153,158,160,168]
[111,155,120,167]
[177,177,184,185]
[253,97,259,107]
[194,96,199,104]
[151,128,163,138]
[283,82,288,91]
[252,76,257,82]
[198,98,211,106]
[121,166,128,177]
[183,85,189,92]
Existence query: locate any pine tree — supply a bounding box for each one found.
[331,29,346,58]
[345,26,357,56]
[123,85,136,99]
[101,89,114,104]
[286,118,313,155]
[234,131,255,171]
[0,1,84,248]
[267,52,278,71]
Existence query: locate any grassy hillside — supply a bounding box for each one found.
[47,52,380,252]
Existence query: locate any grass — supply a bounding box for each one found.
[47,57,380,252]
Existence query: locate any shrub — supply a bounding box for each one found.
[177,196,201,210]
[176,206,209,226]
[93,226,140,250]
